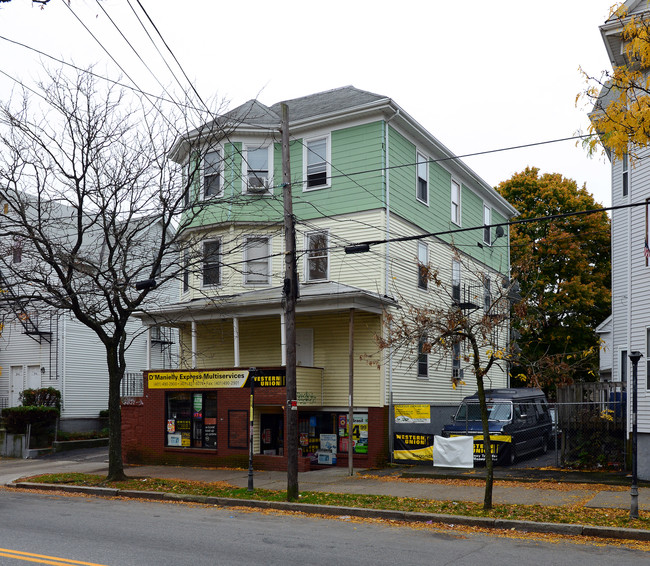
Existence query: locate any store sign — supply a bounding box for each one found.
[147,368,286,389]
[394,404,431,424]
[393,433,434,461]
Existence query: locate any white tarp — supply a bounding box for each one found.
[432,435,474,468]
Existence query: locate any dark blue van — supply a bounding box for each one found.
[441,388,552,465]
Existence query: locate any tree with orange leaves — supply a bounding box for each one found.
[498,167,611,390]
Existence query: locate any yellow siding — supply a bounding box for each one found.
[298,311,383,407]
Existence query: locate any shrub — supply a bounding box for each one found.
[2,406,60,434]
[20,387,61,409]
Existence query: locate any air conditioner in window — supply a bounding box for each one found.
[247,177,271,192]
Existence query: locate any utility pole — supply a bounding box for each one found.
[281,103,299,501]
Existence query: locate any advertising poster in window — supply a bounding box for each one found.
[393,433,434,461]
[338,414,368,454]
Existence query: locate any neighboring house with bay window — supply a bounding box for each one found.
[594,0,650,480]
[125,86,516,469]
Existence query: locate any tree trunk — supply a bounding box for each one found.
[475,368,494,510]
[106,344,127,482]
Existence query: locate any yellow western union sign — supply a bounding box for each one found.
[148,370,249,389]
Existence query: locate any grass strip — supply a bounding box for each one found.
[20,472,649,530]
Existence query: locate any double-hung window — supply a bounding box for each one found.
[452,259,461,304]
[483,205,491,245]
[203,149,223,198]
[483,274,491,312]
[244,236,271,285]
[622,153,629,197]
[417,242,428,290]
[202,239,221,287]
[452,342,461,380]
[244,145,271,194]
[451,179,461,225]
[182,251,189,293]
[304,136,329,189]
[418,336,428,378]
[12,236,22,264]
[416,152,428,204]
[305,231,328,281]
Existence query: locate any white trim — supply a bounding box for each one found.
[416,151,429,205]
[243,235,272,286]
[242,144,273,195]
[302,134,331,191]
[417,241,428,290]
[201,238,222,289]
[202,146,224,199]
[483,204,492,245]
[304,230,330,282]
[451,178,461,226]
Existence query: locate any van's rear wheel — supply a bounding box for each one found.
[508,445,517,465]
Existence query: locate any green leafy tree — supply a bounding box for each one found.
[498,167,611,390]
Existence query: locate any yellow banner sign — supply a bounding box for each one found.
[394,404,431,423]
[147,370,249,389]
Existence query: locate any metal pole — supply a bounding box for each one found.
[628,351,642,520]
[248,367,256,492]
[348,308,354,476]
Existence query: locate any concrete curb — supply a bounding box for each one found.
[8,481,650,542]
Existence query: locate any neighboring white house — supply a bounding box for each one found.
[0,195,178,428]
[595,315,613,382]
[596,0,650,479]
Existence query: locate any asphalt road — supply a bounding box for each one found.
[0,489,647,566]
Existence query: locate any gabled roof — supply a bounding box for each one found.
[595,314,612,334]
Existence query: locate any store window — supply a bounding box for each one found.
[165,391,218,448]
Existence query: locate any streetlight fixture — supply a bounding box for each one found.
[628,351,642,520]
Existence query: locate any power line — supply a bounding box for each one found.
[344,201,634,253]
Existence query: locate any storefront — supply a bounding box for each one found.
[121,367,387,471]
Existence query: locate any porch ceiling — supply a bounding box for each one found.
[136,281,397,326]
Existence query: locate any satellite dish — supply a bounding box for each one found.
[495,225,505,239]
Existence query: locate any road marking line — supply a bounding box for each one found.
[0,548,108,566]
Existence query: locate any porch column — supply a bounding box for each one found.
[280,312,287,366]
[191,321,198,368]
[146,326,152,370]
[233,317,240,367]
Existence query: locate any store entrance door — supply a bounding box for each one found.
[260,413,283,455]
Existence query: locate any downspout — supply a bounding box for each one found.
[233,317,240,367]
[385,108,399,463]
[191,321,198,369]
[146,326,152,371]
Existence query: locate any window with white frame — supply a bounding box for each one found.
[202,239,221,287]
[244,237,271,285]
[647,329,650,390]
[416,152,428,204]
[305,231,328,282]
[182,251,189,293]
[203,149,223,198]
[12,236,22,264]
[452,259,461,304]
[483,205,491,245]
[452,342,461,379]
[417,241,428,290]
[304,136,330,189]
[483,274,491,312]
[244,145,271,193]
[451,180,461,225]
[622,153,629,197]
[417,335,428,378]
[645,199,650,267]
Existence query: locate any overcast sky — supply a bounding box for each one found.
[0,0,617,206]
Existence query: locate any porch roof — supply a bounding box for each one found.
[136,282,397,326]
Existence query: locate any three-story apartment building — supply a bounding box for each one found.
[123,87,516,469]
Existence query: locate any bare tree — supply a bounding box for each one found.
[378,248,515,510]
[0,67,228,481]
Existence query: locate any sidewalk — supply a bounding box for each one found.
[3,448,650,541]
